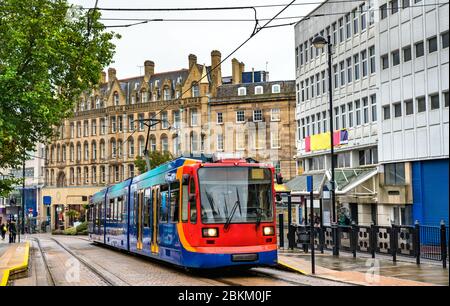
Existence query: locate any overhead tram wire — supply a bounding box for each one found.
[99,2,449,28]
[84,0,449,11]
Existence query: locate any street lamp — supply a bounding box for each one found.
[312,35,338,255]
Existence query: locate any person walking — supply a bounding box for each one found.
[8,221,17,243]
[0,223,6,240]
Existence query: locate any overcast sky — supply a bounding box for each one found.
[68,0,319,81]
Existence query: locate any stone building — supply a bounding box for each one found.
[42,50,297,230]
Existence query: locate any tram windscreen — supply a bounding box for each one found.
[198,167,274,224]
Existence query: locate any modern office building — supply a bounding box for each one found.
[293,0,448,226]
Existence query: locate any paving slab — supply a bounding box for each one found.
[278,253,444,286]
[0,242,30,286]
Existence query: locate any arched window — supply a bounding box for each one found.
[138,136,145,156]
[62,145,66,162]
[50,146,55,163]
[100,140,105,159]
[92,141,97,160]
[191,82,199,97]
[117,140,123,157]
[56,145,60,162]
[76,143,81,161]
[95,96,101,109]
[190,132,198,154]
[84,167,89,184]
[111,139,117,158]
[92,166,97,184]
[84,141,89,160]
[70,168,75,185]
[70,143,74,162]
[160,135,168,152]
[76,167,81,185]
[50,169,55,185]
[45,170,49,185]
[128,137,135,157]
[150,135,156,151]
[172,134,180,156]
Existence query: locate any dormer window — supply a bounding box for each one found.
[272,84,281,93]
[238,87,247,96]
[255,86,263,95]
[163,86,171,101]
[113,92,119,106]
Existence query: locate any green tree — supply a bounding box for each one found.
[134,151,173,174]
[0,0,119,193]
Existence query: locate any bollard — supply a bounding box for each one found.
[415,220,420,265]
[332,222,339,256]
[278,213,284,249]
[351,221,357,258]
[370,222,376,259]
[391,223,398,263]
[440,220,447,269]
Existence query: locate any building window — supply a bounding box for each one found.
[359,148,378,166]
[113,92,119,105]
[271,108,281,121]
[360,50,368,78]
[393,102,402,117]
[334,107,339,130]
[392,50,400,66]
[253,109,263,122]
[310,76,315,98]
[346,57,352,83]
[380,4,388,19]
[417,96,426,112]
[100,118,106,135]
[321,71,326,94]
[341,105,346,129]
[128,138,135,157]
[403,46,412,62]
[383,105,391,120]
[385,163,405,185]
[332,22,337,45]
[238,87,247,96]
[355,100,361,125]
[163,87,171,101]
[390,0,399,14]
[255,86,263,95]
[430,93,440,110]
[381,54,389,70]
[272,84,281,94]
[236,110,245,123]
[333,64,339,88]
[128,115,135,132]
[217,112,223,124]
[428,36,438,53]
[149,113,156,130]
[161,112,168,129]
[444,92,449,108]
[271,131,280,149]
[338,18,344,43]
[161,136,168,152]
[192,83,199,97]
[369,46,376,74]
[402,0,410,8]
[352,9,359,34]
[217,134,224,151]
[360,3,367,30]
[138,113,145,131]
[70,123,74,138]
[334,152,351,168]
[190,108,198,126]
[415,41,424,58]
[405,99,414,115]
[442,31,449,49]
[348,102,354,128]
[363,98,369,124]
[339,61,345,86]
[354,54,360,81]
[345,13,351,39]
[370,95,377,122]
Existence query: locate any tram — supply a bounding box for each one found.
[88,154,279,269]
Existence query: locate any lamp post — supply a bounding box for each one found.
[312,35,338,255]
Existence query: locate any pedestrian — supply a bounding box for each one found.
[8,221,17,243]
[314,214,321,228]
[0,223,6,240]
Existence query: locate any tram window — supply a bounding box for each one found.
[116,197,122,222]
[189,177,196,194]
[181,184,189,222]
[159,186,169,223]
[170,182,180,222]
[143,189,151,227]
[107,199,113,222]
[99,203,104,227]
[189,177,197,224]
[134,192,139,226]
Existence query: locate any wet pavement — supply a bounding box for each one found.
[280,250,449,286]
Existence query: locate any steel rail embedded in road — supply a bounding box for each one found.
[32,238,56,286]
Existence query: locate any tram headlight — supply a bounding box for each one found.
[202,227,219,238]
[263,226,275,236]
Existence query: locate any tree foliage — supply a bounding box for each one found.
[0,0,119,193]
[135,151,174,174]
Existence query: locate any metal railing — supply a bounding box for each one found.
[278,214,448,269]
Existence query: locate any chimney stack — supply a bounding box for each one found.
[144,60,155,79]
[188,54,197,70]
[210,50,222,96]
[100,71,106,84]
[108,68,116,84]
[232,58,243,84]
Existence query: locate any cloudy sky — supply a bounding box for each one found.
[68,0,320,81]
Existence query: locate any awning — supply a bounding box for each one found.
[326,167,378,194]
[285,172,326,196]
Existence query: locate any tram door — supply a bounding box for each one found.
[136,190,144,250]
[151,186,160,253]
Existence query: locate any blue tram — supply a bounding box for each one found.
[88,156,278,269]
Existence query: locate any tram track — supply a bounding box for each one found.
[31,237,56,286]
